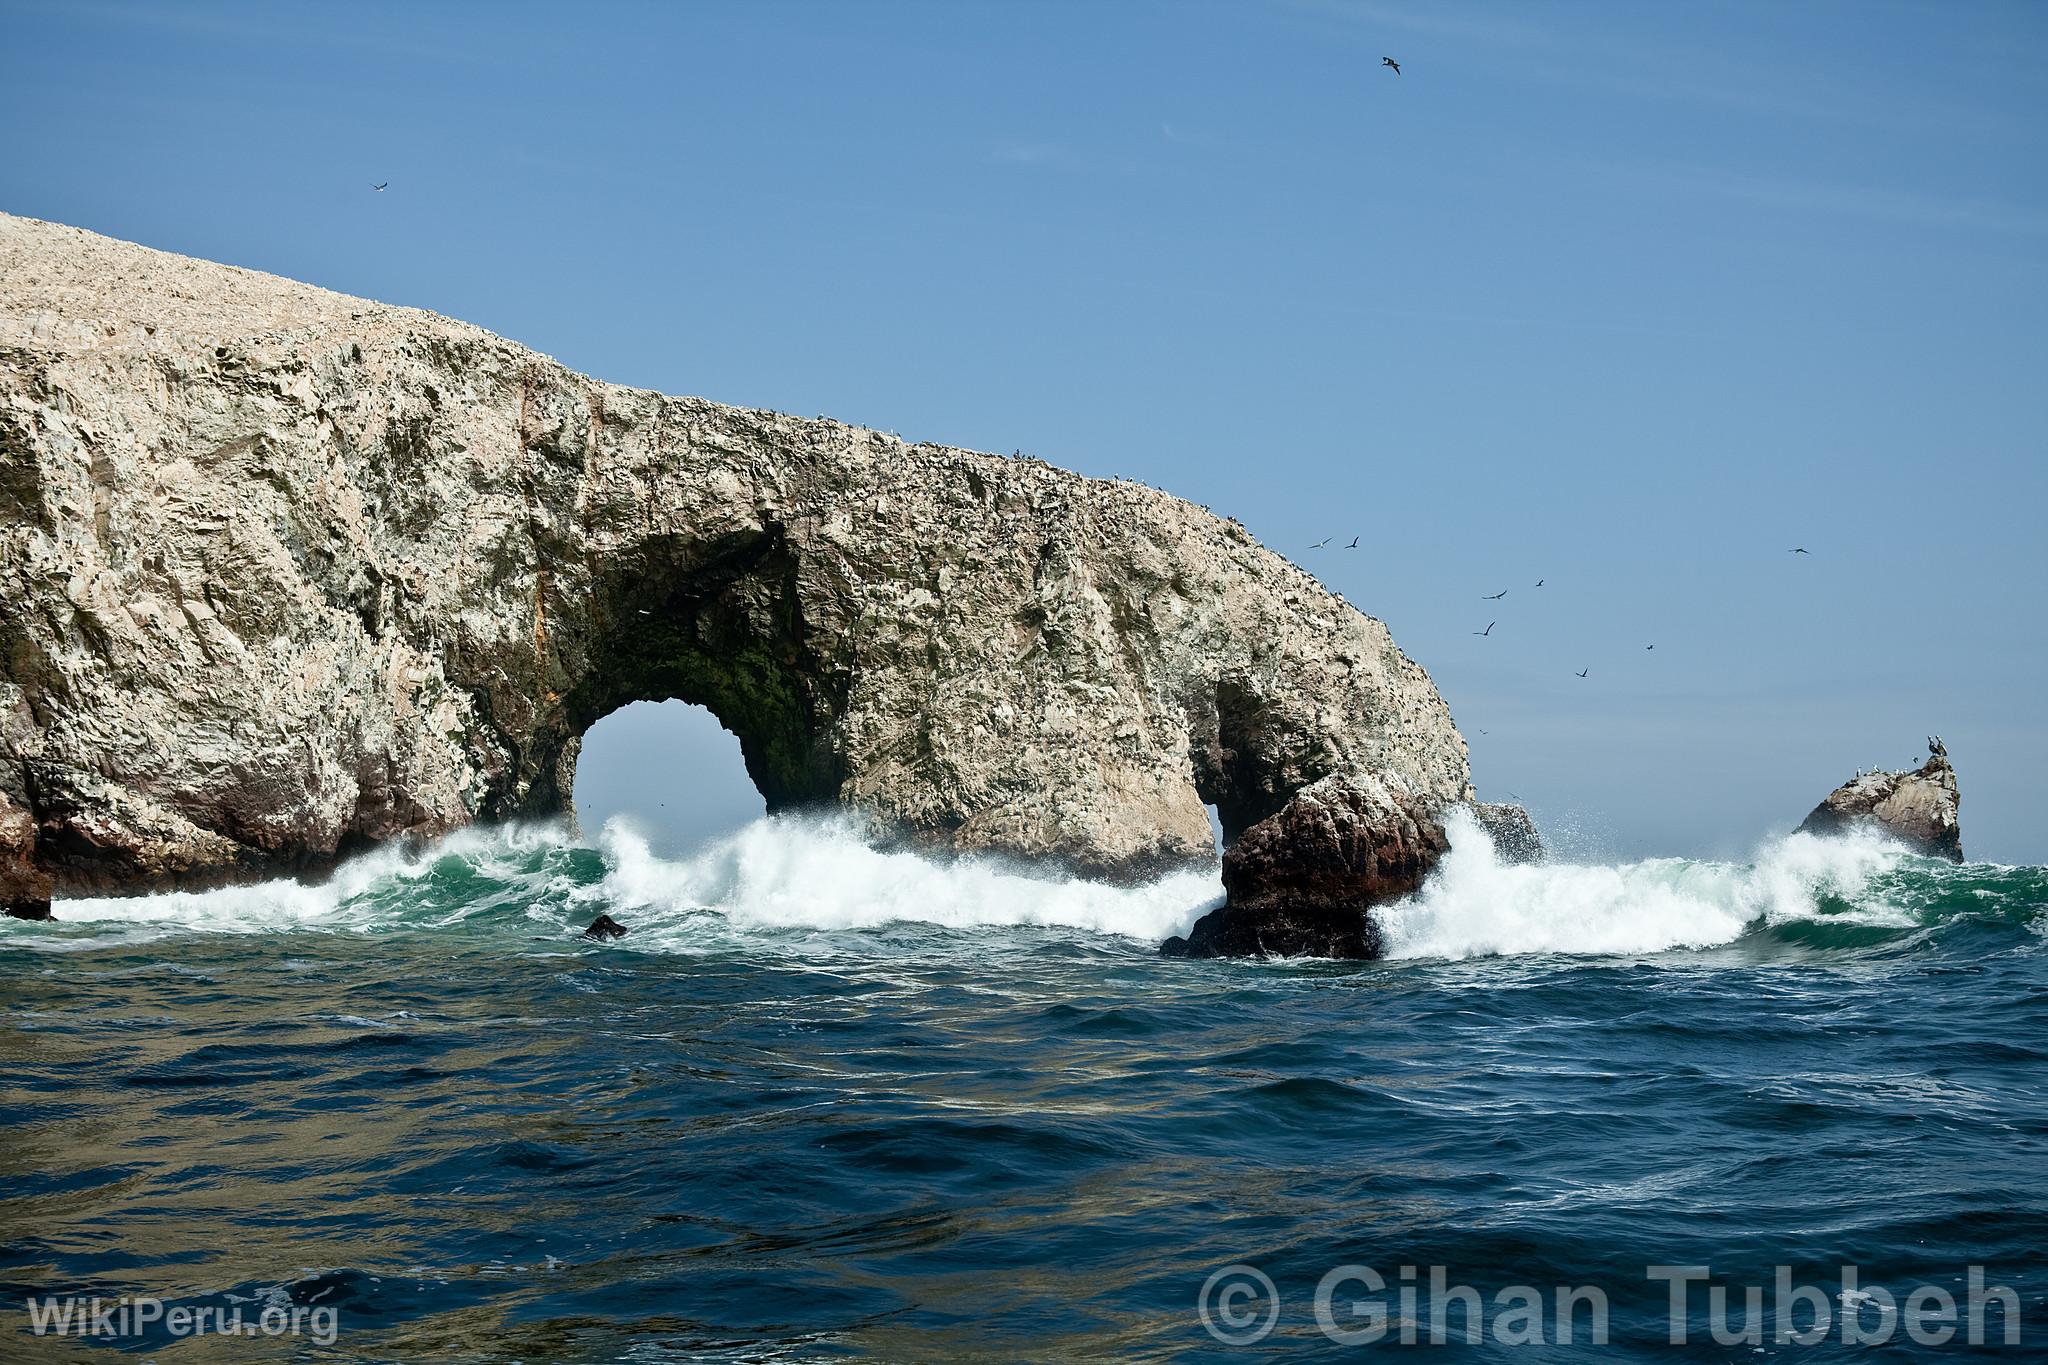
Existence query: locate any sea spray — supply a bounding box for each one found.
[43,822,585,944]
[590,814,1223,944]
[1377,809,1919,960]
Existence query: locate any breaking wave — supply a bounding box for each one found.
[592,816,1222,945]
[18,808,2043,963]
[1377,809,1955,960]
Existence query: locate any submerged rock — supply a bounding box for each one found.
[1797,738,1963,862]
[1162,773,1449,959]
[582,913,629,942]
[0,213,1472,904]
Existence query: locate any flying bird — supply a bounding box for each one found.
[1534,578,1545,587]
[1483,589,1508,601]
[1575,668,1589,678]
[372,182,388,192]
[1474,622,1495,637]
[1646,644,1655,650]
[1383,57,1401,75]
[1309,536,1333,549]
[1345,536,1359,549]
[1789,547,1810,555]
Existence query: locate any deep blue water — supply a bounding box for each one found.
[3,817,2045,1360]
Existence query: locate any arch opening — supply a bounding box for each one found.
[1190,675,1288,845]
[573,700,765,853]
[532,531,850,826]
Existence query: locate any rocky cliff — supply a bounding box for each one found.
[1797,738,1963,862]
[0,214,1474,916]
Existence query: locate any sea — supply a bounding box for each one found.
[4,811,2044,1360]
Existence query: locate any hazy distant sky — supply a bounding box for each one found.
[5,0,2043,862]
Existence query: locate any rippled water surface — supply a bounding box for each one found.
[4,819,2045,1359]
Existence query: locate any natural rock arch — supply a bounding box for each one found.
[541,525,833,820]
[0,213,1473,917]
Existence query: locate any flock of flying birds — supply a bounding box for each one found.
[1304,539,1816,682]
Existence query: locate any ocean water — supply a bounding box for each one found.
[3,814,2044,1360]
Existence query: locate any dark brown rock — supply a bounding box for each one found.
[1,793,52,920]
[1160,897,1384,960]
[582,913,629,941]
[1796,737,1963,862]
[1161,773,1449,959]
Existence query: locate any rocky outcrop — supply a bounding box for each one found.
[582,913,629,942]
[0,213,1473,917]
[1797,738,1963,862]
[1162,773,1450,958]
[1161,785,1543,959]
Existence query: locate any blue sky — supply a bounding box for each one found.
[5,0,2043,861]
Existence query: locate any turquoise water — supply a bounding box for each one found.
[3,818,2044,1359]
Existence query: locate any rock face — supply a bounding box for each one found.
[1,792,52,919]
[1470,801,1543,865]
[0,214,1474,916]
[1797,738,1963,862]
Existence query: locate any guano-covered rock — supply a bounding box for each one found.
[1797,738,1963,862]
[0,214,1475,920]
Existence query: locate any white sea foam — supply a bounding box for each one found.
[1377,809,1914,960]
[21,805,1933,961]
[40,822,578,944]
[589,814,1222,944]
